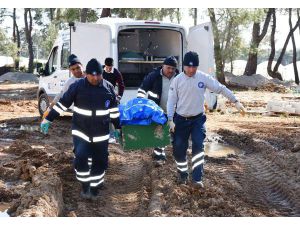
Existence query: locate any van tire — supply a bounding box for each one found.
[38,93,49,117]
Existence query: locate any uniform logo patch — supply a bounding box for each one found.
[198,82,205,88]
[189,62,193,66]
[105,100,110,108]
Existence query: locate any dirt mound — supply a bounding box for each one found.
[9,166,63,217]
[255,83,288,93]
[0,72,38,84]
[225,73,271,88]
[225,72,289,93]
[0,99,11,105]
[3,140,33,156]
[0,187,20,202]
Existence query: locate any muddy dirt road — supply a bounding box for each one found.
[0,82,300,217]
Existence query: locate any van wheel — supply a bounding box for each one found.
[38,93,49,117]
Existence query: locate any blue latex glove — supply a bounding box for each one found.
[40,119,51,134]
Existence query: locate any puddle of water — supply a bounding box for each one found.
[0,123,7,128]
[0,93,19,98]
[0,90,25,98]
[204,142,242,158]
[0,124,16,132]
[31,145,45,149]
[0,138,14,142]
[5,180,30,189]
[0,138,14,151]
[19,125,40,132]
[0,152,11,157]
[0,202,10,217]
[4,182,15,189]
[0,124,39,132]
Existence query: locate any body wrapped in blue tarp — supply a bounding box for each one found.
[119,98,167,125]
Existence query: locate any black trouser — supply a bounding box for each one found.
[173,113,206,182]
[73,136,109,188]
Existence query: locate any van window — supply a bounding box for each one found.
[47,46,58,75]
[61,42,70,69]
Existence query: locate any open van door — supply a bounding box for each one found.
[71,23,112,67]
[187,22,217,110]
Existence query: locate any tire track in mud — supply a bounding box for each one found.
[61,147,152,217]
[214,154,300,216]
[240,155,300,216]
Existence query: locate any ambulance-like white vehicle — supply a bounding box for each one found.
[37,18,217,116]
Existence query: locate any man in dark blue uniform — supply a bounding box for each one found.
[40,58,120,200]
[137,56,179,166]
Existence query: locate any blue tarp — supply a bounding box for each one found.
[119,98,167,125]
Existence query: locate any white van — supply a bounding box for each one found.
[37,18,217,116]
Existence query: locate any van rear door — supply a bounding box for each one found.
[187,22,215,76]
[71,23,112,67]
[187,22,217,110]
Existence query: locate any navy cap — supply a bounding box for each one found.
[68,54,81,67]
[104,57,114,66]
[86,58,103,75]
[183,51,199,67]
[163,56,178,67]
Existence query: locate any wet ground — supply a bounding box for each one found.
[0,82,300,217]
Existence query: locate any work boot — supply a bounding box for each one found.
[152,148,166,167]
[98,182,106,190]
[154,159,166,167]
[80,182,90,199]
[90,187,99,200]
[192,181,204,189]
[177,173,188,185]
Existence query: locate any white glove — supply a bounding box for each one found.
[168,120,175,133]
[235,101,246,116]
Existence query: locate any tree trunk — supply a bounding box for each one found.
[298,9,300,35]
[194,8,197,26]
[224,18,233,58]
[13,8,16,43]
[230,57,233,74]
[244,24,260,76]
[13,8,20,69]
[244,9,273,76]
[267,10,282,80]
[268,9,300,80]
[49,8,55,21]
[289,9,299,84]
[208,8,226,84]
[24,8,34,73]
[273,13,300,73]
[80,8,88,22]
[176,8,181,24]
[101,8,111,18]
